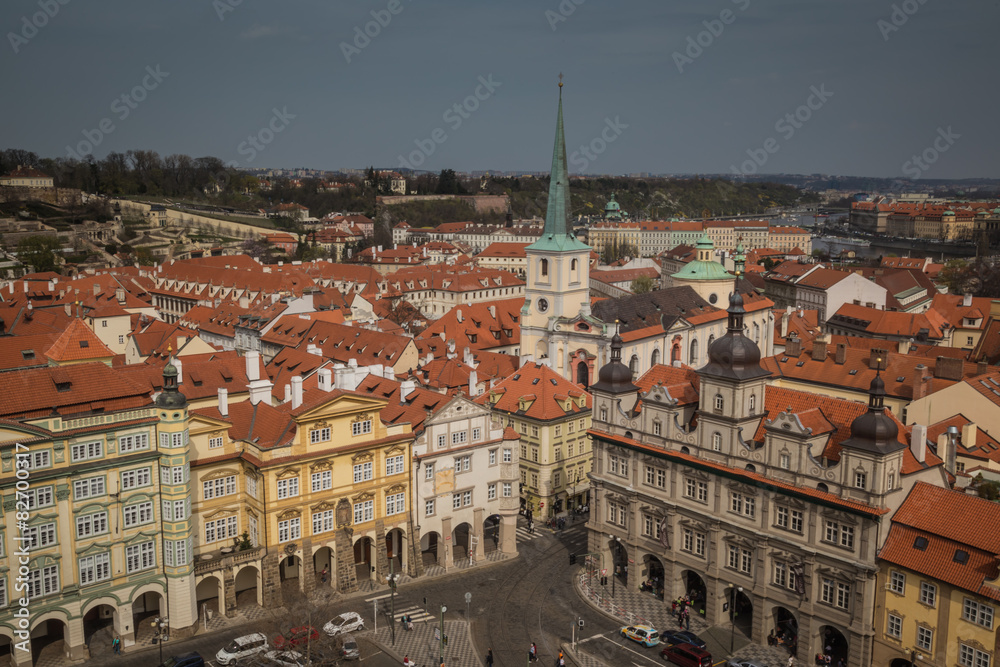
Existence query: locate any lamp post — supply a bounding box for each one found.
[612,536,621,598]
[439,604,447,667]
[388,559,399,647]
[151,616,168,666]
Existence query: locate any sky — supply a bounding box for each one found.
[1,0,996,179]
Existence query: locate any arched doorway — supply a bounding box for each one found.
[818,625,848,666]
[420,531,441,567]
[385,528,405,573]
[30,618,68,664]
[313,546,334,586]
[728,587,753,637]
[577,361,589,388]
[610,538,628,585]
[235,565,262,608]
[680,570,707,616]
[131,590,165,645]
[484,515,501,553]
[452,523,472,562]
[890,659,914,667]
[0,630,13,667]
[353,537,374,581]
[83,601,118,653]
[772,606,798,652]
[280,554,300,583]
[196,575,224,621]
[642,555,665,599]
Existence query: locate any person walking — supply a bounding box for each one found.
[529,642,538,662]
[486,648,494,666]
[320,566,328,584]
[788,657,796,667]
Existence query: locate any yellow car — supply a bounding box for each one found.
[620,624,660,647]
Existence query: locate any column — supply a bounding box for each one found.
[66,617,87,661]
[224,569,238,618]
[300,537,315,593]
[116,602,136,645]
[441,516,453,568]
[501,513,517,556]
[473,508,485,559]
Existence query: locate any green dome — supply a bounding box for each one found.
[605,194,620,211]
[943,209,955,216]
[993,207,1000,215]
[695,233,715,249]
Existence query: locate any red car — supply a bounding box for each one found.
[273,626,319,650]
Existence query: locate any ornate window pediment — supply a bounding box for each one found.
[677,517,709,532]
[352,451,374,464]
[385,444,406,457]
[728,481,757,496]
[386,484,406,495]
[352,491,375,503]
[725,534,756,550]
[638,504,666,518]
[205,507,238,520]
[352,413,373,425]
[309,459,332,472]
[276,467,300,479]
[311,500,336,512]
[204,468,239,480]
[605,491,630,506]
[685,468,710,482]
[820,508,858,526]
[277,508,301,520]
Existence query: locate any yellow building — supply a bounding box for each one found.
[188,363,417,616]
[874,483,1000,667]
[476,362,592,517]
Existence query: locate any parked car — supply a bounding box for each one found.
[323,611,365,637]
[661,630,706,649]
[158,653,205,667]
[273,626,320,650]
[620,624,661,647]
[341,633,360,661]
[263,650,307,667]
[727,660,766,667]
[661,643,713,667]
[216,632,268,665]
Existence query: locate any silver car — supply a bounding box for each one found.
[340,634,360,661]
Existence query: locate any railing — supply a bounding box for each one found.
[194,546,263,574]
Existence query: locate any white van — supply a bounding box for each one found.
[216,632,268,665]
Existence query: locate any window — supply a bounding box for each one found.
[277,477,300,498]
[821,578,850,609]
[473,427,482,441]
[352,419,373,436]
[123,501,153,527]
[712,432,722,451]
[502,448,512,463]
[23,485,54,509]
[204,475,238,499]
[920,581,937,606]
[960,644,991,667]
[840,524,854,549]
[246,476,258,498]
[503,482,512,497]
[642,514,661,540]
[531,448,538,462]
[779,453,790,469]
[78,552,112,586]
[126,541,156,573]
[790,509,803,532]
[74,477,105,500]
[963,598,995,629]
[854,470,867,489]
[714,394,724,412]
[749,394,756,412]
[824,520,854,549]
[774,561,789,588]
[118,433,149,453]
[531,425,539,438]
[487,483,497,501]
[386,492,405,516]
[311,470,332,492]
[71,440,103,462]
[26,564,60,598]
[452,431,468,445]
[27,450,51,469]
[313,509,335,534]
[889,571,906,594]
[455,455,471,472]
[684,478,709,503]
[555,447,562,461]
[165,538,189,567]
[607,501,626,527]
[24,522,56,549]
[437,434,446,448]
[168,499,188,521]
[553,470,561,487]
[425,463,435,480]
[310,426,331,444]
[600,407,608,421]
[916,626,933,651]
[609,454,628,477]
[121,467,151,490]
[76,512,109,538]
[730,492,755,518]
[278,518,301,542]
[353,499,374,523]
[886,614,902,638]
[209,436,224,449]
[353,462,373,483]
[0,575,6,607]
[776,506,789,528]
[425,499,436,516]
[727,545,753,574]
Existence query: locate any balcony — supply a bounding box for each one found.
[194,545,264,574]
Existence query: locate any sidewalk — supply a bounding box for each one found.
[373,619,481,667]
[565,571,793,667]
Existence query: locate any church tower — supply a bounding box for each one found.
[521,79,594,375]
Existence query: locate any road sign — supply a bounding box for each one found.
[600,568,608,576]
[434,628,441,641]
[465,592,472,604]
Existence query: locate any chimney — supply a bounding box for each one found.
[456,309,463,323]
[246,351,261,381]
[869,349,888,370]
[174,358,183,383]
[963,293,972,307]
[400,379,416,404]
[469,369,479,396]
[785,336,802,357]
[93,283,100,296]
[961,422,977,450]
[383,366,395,380]
[934,356,964,381]
[291,376,303,409]
[284,384,292,402]
[488,304,496,319]
[463,346,474,366]
[218,388,229,417]
[425,352,434,365]
[910,423,927,463]
[897,338,910,354]
[835,343,847,365]
[945,425,959,475]
[811,336,828,362]
[798,306,804,318]
[318,368,332,392]
[912,364,932,400]
[307,343,322,356]
[978,360,989,376]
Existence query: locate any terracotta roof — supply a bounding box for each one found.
[635,363,700,406]
[417,298,522,351]
[355,375,448,433]
[44,318,115,362]
[930,293,994,331]
[0,332,59,371]
[193,400,297,449]
[828,303,948,340]
[475,362,591,421]
[0,362,153,419]
[927,414,1000,463]
[478,242,528,258]
[964,370,1000,408]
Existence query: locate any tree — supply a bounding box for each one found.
[16,235,62,273]
[435,169,465,195]
[240,238,276,264]
[630,275,655,294]
[976,477,1000,501]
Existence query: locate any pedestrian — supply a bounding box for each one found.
[112,635,120,654]
[768,629,776,646]
[486,648,494,666]
[672,599,678,613]
[677,613,684,629]
[320,566,328,584]
[836,659,845,667]
[530,642,538,662]
[788,657,795,667]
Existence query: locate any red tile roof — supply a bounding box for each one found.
[634,364,700,406]
[0,362,153,419]
[475,362,591,421]
[44,318,115,363]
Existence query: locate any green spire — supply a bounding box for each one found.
[528,79,590,253]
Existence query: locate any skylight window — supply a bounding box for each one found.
[954,549,969,564]
[914,536,928,550]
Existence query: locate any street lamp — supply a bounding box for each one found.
[612,536,621,598]
[388,559,400,647]
[150,616,168,665]
[439,604,447,667]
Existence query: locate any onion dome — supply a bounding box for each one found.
[155,352,188,408]
[700,291,770,381]
[840,368,904,454]
[591,330,639,394]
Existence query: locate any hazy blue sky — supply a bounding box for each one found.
[2,0,995,178]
